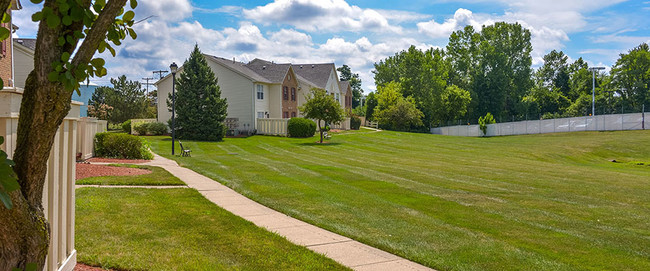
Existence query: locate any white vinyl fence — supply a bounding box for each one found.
[431,112,648,137]
[77,117,107,160]
[257,118,352,136]
[0,88,78,271]
[257,118,290,136]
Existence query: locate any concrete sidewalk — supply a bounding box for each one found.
[144,154,433,271]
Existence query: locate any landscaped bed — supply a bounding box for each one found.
[146,129,650,271]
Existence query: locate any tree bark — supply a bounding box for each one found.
[0,0,128,269]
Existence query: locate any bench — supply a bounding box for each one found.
[323,132,331,140]
[179,141,191,157]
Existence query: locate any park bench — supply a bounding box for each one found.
[179,141,192,157]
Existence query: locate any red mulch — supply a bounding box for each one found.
[76,163,151,180]
[74,263,111,271]
[85,157,150,164]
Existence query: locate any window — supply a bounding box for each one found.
[256,85,264,100]
[283,112,289,118]
[257,112,265,119]
[291,88,296,101]
[283,87,288,100]
[291,112,296,118]
[335,93,340,103]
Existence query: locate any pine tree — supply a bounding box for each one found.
[169,45,228,141]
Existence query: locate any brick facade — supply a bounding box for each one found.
[0,11,13,87]
[281,70,298,118]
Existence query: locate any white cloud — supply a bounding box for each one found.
[417,9,484,39]
[136,0,193,22]
[243,0,401,33]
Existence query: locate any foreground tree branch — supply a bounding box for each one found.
[0,0,135,269]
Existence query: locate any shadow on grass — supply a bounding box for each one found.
[297,142,342,146]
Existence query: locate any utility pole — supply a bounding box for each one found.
[153,70,168,80]
[142,77,154,96]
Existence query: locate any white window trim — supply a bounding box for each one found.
[256,85,264,100]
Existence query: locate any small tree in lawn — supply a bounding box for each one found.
[300,88,345,143]
[168,45,228,141]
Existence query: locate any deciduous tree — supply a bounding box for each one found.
[299,88,345,143]
[337,64,363,108]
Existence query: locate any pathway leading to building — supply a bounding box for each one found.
[144,154,433,271]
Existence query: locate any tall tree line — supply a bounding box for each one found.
[372,21,650,129]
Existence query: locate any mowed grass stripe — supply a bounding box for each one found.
[146,130,650,270]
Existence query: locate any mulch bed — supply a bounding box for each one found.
[74,263,111,271]
[85,157,150,164]
[76,163,152,180]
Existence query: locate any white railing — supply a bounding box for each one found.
[77,117,107,160]
[257,118,289,136]
[0,88,77,271]
[431,112,648,137]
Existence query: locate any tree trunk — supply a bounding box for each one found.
[318,120,323,143]
[0,72,68,269]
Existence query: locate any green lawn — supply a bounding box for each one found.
[76,164,186,186]
[76,188,347,270]
[147,129,650,271]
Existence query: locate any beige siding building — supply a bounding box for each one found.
[156,54,350,133]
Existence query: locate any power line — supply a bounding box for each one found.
[153,70,168,80]
[142,77,154,96]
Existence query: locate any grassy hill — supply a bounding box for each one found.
[148,129,650,270]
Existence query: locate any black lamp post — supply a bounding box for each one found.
[170,62,178,155]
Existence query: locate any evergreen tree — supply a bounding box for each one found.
[88,75,150,124]
[169,45,228,141]
[337,65,363,107]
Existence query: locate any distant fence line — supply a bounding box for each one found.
[431,112,648,137]
[257,118,351,136]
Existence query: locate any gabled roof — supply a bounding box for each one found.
[14,38,36,51]
[291,63,335,89]
[339,81,350,93]
[245,58,291,84]
[205,55,272,83]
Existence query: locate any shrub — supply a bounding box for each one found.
[121,119,132,134]
[478,112,496,136]
[94,132,153,159]
[134,123,149,135]
[288,118,316,138]
[148,122,168,135]
[350,116,361,130]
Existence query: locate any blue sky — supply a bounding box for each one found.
[13,0,650,92]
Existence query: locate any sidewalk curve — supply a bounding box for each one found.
[144,154,433,271]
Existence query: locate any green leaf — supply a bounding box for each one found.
[58,36,65,46]
[46,14,61,28]
[123,10,135,22]
[130,0,138,9]
[62,15,72,26]
[91,58,105,68]
[107,46,116,57]
[31,11,43,22]
[30,0,44,4]
[127,28,137,39]
[25,263,38,271]
[61,52,71,62]
[0,28,9,41]
[48,71,59,82]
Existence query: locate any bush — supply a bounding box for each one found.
[288,118,316,138]
[94,132,153,160]
[148,122,168,135]
[121,119,132,134]
[350,116,361,130]
[134,123,149,135]
[478,112,496,136]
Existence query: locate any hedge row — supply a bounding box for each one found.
[134,122,168,136]
[94,132,153,160]
[288,117,316,138]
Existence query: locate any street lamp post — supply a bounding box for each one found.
[170,62,178,155]
[589,67,605,116]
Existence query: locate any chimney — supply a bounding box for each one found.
[232,57,235,63]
